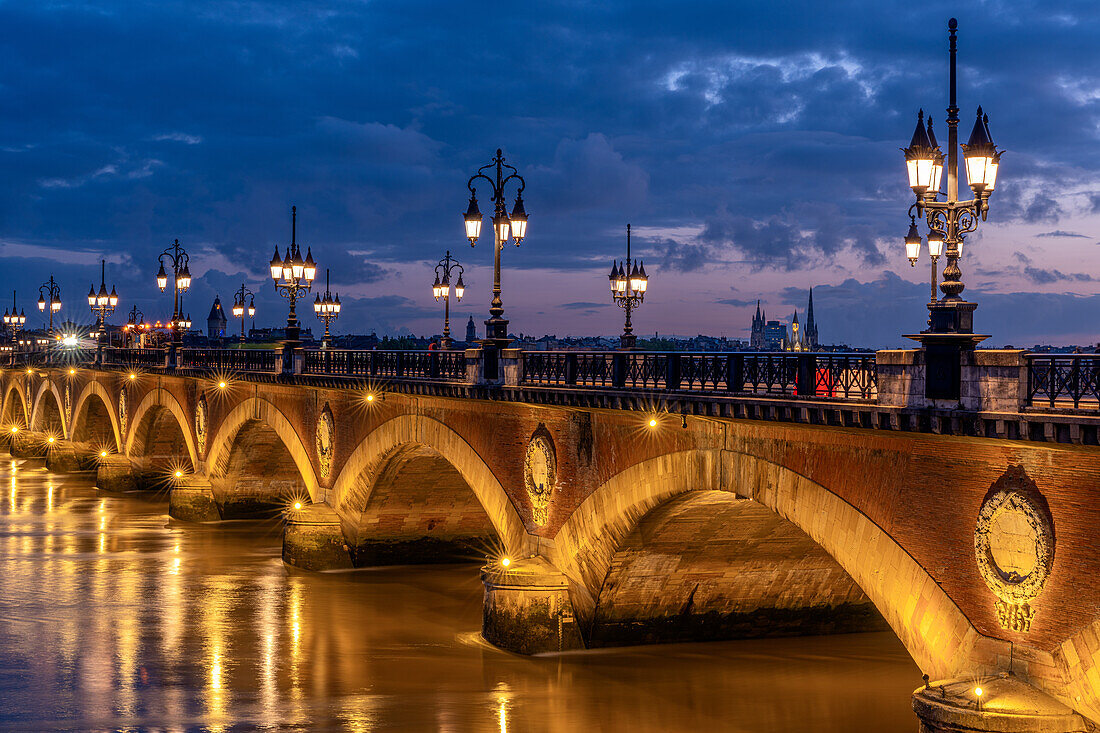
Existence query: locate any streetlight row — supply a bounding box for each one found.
[1,21,999,367]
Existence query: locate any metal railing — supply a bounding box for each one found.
[302,349,467,380]
[178,348,279,373]
[521,351,877,399]
[1027,354,1100,409]
[103,348,165,367]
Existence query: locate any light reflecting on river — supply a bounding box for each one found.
[0,457,921,732]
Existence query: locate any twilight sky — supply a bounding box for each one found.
[2,0,1100,348]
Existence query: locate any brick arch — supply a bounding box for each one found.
[125,388,197,469]
[29,379,67,437]
[550,449,981,682]
[2,379,28,428]
[330,414,528,558]
[205,397,319,503]
[70,381,121,451]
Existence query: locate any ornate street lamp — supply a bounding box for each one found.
[124,305,144,347]
[270,206,316,372]
[312,269,340,349]
[431,251,465,349]
[902,18,1002,398]
[3,291,26,344]
[37,275,62,336]
[87,259,119,364]
[231,283,256,345]
[463,148,528,348]
[608,224,648,349]
[156,238,192,368]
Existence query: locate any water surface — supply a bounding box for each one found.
[0,457,921,731]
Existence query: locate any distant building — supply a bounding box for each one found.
[465,315,477,343]
[207,296,227,341]
[764,320,786,351]
[804,287,818,350]
[750,301,766,350]
[751,288,819,351]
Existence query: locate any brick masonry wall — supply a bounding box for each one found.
[11,367,1100,718]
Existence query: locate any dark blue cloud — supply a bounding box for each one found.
[0,1,1098,342]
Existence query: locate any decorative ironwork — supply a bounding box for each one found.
[302,349,467,381]
[520,351,877,400]
[1027,354,1100,409]
[179,348,278,373]
[463,149,528,345]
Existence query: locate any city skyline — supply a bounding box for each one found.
[2,3,1100,348]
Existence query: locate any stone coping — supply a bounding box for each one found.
[913,677,1085,732]
[480,556,570,590]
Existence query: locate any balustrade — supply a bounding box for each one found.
[520,351,877,400]
[1027,354,1100,409]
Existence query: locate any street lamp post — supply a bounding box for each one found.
[125,305,144,348]
[37,276,62,336]
[431,252,465,349]
[87,259,119,365]
[3,292,26,345]
[902,18,1001,399]
[269,206,316,374]
[156,239,192,369]
[608,224,649,350]
[231,283,256,346]
[312,269,340,349]
[463,149,528,350]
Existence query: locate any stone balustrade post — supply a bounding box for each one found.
[464,348,483,385]
[877,349,1027,412]
[500,348,523,386]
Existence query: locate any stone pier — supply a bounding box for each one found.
[168,475,221,522]
[9,430,48,458]
[44,440,98,473]
[282,503,353,571]
[481,557,582,655]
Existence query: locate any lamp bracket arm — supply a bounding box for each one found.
[467,172,496,196]
[501,171,526,196]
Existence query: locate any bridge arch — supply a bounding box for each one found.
[70,381,122,451]
[205,397,319,512]
[125,388,197,470]
[2,379,29,429]
[331,414,527,562]
[29,380,67,437]
[551,449,980,681]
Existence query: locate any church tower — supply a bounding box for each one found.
[750,300,765,350]
[207,295,227,341]
[465,315,477,343]
[805,287,818,350]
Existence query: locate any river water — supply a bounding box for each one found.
[0,456,921,732]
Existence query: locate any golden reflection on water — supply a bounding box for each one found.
[0,457,922,732]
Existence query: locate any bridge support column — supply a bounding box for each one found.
[481,557,583,655]
[9,431,48,458]
[169,475,221,522]
[45,440,98,473]
[282,503,353,571]
[912,677,1085,732]
[96,455,157,492]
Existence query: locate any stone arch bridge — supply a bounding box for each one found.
[3,348,1100,731]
